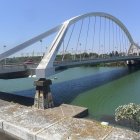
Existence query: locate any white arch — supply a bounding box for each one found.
[0,12,138,78]
[36,12,137,78]
[68,12,135,44]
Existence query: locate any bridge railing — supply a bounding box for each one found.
[54,55,140,67]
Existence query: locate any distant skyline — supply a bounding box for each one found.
[0,0,140,53]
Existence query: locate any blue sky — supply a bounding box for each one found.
[0,0,140,52]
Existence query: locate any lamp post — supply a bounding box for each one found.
[40,40,43,59]
[89,49,91,59]
[79,43,82,61]
[79,50,81,61]
[71,48,73,60]
[101,44,103,58]
[3,45,6,65]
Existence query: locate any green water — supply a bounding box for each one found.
[69,67,140,120]
[0,66,140,121]
[54,66,140,120]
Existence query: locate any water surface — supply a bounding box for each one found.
[0,66,140,121]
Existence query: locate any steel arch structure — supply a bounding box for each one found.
[36,12,139,78]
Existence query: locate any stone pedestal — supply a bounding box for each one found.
[34,78,54,109]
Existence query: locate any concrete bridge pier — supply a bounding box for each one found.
[34,78,54,109]
[126,60,135,66]
[127,60,140,67]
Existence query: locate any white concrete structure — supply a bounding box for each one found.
[36,12,140,78]
[128,44,140,55]
[0,12,139,78]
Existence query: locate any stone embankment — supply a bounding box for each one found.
[0,99,139,140]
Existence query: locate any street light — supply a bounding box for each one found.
[40,40,43,59]
[79,43,82,61]
[79,50,82,61]
[3,45,6,65]
[71,48,73,60]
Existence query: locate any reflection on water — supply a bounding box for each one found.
[0,66,140,122]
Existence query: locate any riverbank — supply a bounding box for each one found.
[0,93,139,139]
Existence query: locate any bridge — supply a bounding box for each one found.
[54,56,140,69]
[0,12,140,108]
[0,12,140,78]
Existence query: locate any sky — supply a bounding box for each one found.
[0,0,140,53]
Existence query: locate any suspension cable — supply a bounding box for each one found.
[115,24,118,54]
[60,40,65,61]
[62,23,75,61]
[76,19,84,58]
[118,27,122,54]
[83,17,90,59]
[124,34,128,55]
[63,40,65,54]
[91,16,96,58]
[121,30,125,55]
[103,17,106,56]
[112,20,115,54]
[108,18,111,54]
[98,17,101,56]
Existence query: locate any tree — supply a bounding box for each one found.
[115,51,119,56]
[82,52,89,58]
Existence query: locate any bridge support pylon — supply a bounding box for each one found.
[34,78,54,109]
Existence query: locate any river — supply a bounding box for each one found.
[0,66,140,122]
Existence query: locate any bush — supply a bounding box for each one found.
[115,103,140,131]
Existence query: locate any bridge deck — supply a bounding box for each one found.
[55,56,140,69]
